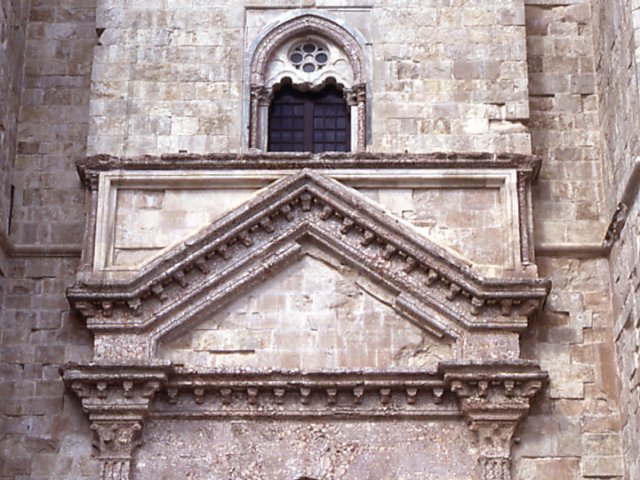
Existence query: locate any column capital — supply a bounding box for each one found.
[440,362,547,480]
[63,365,170,480]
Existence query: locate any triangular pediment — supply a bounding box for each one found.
[68,170,550,356]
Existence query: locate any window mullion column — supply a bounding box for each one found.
[304,97,314,152]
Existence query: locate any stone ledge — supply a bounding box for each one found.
[75,151,543,187]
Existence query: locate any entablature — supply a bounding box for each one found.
[64,362,547,421]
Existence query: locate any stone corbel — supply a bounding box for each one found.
[63,365,170,480]
[441,362,547,480]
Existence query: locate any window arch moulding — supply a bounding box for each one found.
[244,11,370,153]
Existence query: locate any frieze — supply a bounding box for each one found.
[154,370,457,419]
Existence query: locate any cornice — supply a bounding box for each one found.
[75,152,543,188]
[63,362,547,421]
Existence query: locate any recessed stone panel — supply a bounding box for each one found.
[110,187,261,267]
[359,186,509,269]
[93,167,523,277]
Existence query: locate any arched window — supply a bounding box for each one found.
[246,12,369,153]
[268,85,350,153]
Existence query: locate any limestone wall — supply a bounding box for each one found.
[514,256,624,478]
[517,3,626,478]
[0,257,97,479]
[609,198,640,480]
[591,0,640,209]
[0,1,99,478]
[89,0,532,156]
[525,0,606,245]
[591,0,640,478]
[11,0,95,245]
[0,0,29,234]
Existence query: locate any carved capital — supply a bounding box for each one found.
[470,420,518,459]
[91,420,142,480]
[250,85,271,105]
[343,84,366,106]
[91,420,142,459]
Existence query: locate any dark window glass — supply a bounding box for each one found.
[268,85,350,153]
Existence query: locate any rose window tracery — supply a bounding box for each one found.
[288,41,329,73]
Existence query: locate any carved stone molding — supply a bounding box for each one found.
[91,420,142,480]
[67,169,549,363]
[250,14,366,87]
[155,370,458,419]
[75,152,543,187]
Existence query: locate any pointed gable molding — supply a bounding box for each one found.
[69,170,549,353]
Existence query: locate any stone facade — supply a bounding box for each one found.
[591,0,640,478]
[0,1,638,480]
